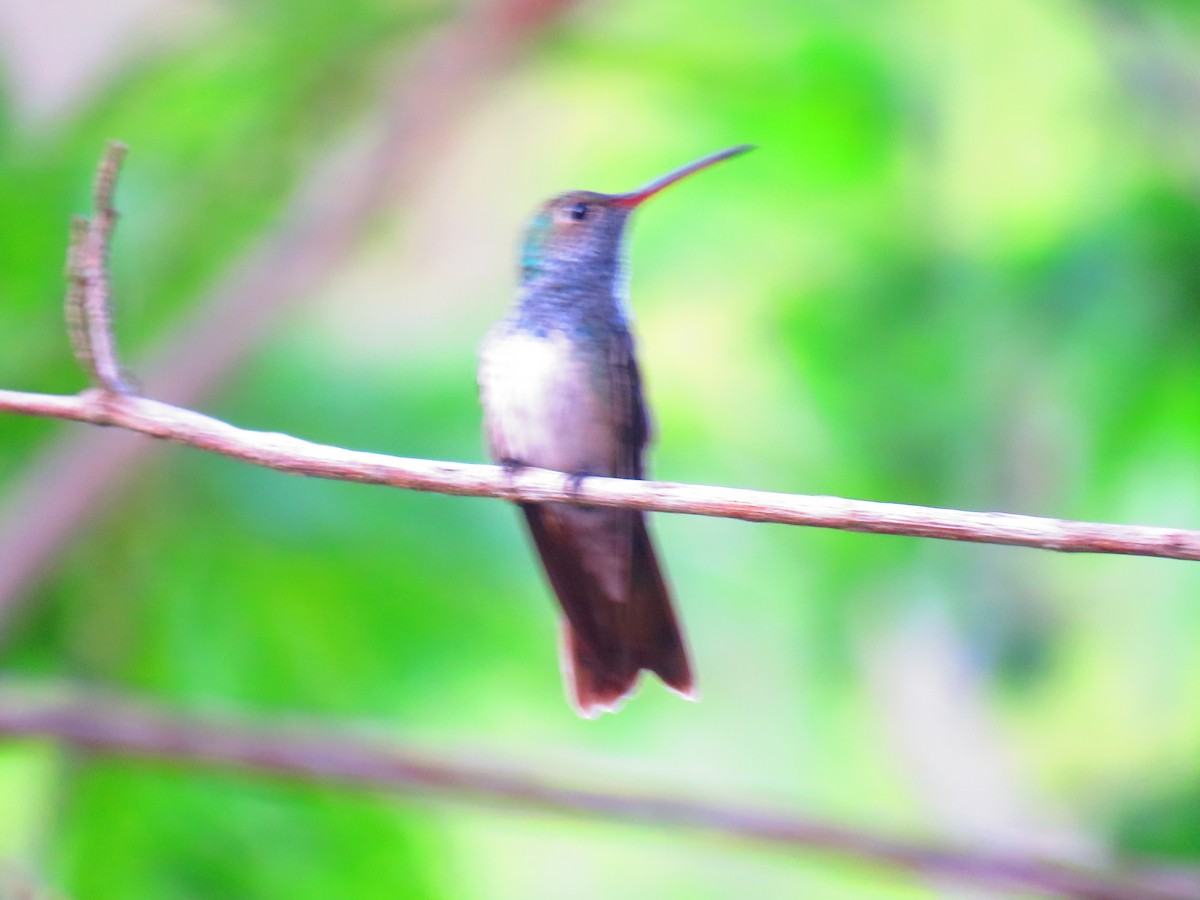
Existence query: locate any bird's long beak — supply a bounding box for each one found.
[609,144,755,209]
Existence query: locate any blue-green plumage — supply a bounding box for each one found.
[478,146,752,716]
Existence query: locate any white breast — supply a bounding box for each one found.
[479,328,616,476]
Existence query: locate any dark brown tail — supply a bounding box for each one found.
[522,504,694,717]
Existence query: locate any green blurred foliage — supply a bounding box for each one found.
[2,0,1200,897]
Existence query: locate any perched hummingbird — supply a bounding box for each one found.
[478,145,753,717]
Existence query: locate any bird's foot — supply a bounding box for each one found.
[497,457,527,497]
[565,469,592,500]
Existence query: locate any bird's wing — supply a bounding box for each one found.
[608,327,651,480]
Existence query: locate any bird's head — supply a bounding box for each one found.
[519,145,754,282]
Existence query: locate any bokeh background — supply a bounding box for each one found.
[1,0,1200,896]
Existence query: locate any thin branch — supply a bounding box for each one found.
[65,141,128,392]
[84,140,127,390]
[0,0,575,630]
[0,683,1193,900]
[1,385,1199,562]
[63,215,92,378]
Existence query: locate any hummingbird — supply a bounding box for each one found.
[478,145,753,717]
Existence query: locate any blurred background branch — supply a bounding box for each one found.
[0,680,1194,900]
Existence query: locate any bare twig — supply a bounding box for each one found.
[0,682,1192,900]
[63,215,92,377]
[1,384,1199,562]
[0,0,576,629]
[65,141,128,392]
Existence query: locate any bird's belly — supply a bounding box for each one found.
[479,330,615,476]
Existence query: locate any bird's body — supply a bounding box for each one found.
[478,148,751,716]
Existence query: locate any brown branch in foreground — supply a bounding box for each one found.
[0,0,575,632]
[0,683,1192,900]
[1,385,1199,562]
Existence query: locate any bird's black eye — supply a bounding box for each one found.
[568,202,589,221]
